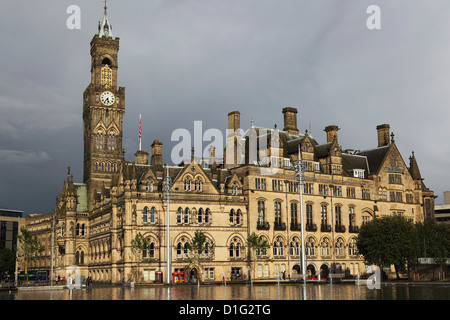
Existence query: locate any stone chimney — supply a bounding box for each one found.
[151,140,163,172]
[135,150,149,165]
[228,110,240,131]
[282,107,299,135]
[325,125,339,143]
[376,124,390,147]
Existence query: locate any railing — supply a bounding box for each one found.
[274,222,286,231]
[321,224,331,232]
[349,225,360,233]
[257,221,270,230]
[335,225,346,233]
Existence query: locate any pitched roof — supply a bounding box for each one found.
[356,145,389,174]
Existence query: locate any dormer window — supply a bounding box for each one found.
[353,169,365,178]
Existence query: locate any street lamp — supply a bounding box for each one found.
[163,165,173,284]
[294,146,306,284]
[329,184,336,284]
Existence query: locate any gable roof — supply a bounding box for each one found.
[356,145,389,174]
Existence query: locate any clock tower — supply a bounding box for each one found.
[83,3,125,210]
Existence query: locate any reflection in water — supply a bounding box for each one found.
[1,283,449,300]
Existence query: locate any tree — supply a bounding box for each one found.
[247,232,270,280]
[185,230,215,282]
[0,248,16,280]
[17,226,45,283]
[130,232,150,283]
[416,218,450,273]
[356,215,420,279]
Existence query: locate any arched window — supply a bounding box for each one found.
[198,208,203,224]
[291,203,298,225]
[320,238,330,257]
[274,201,282,226]
[184,208,190,224]
[229,238,242,258]
[76,224,80,236]
[205,208,211,224]
[348,238,358,256]
[306,203,313,226]
[177,243,182,258]
[306,237,315,256]
[149,242,155,258]
[335,238,344,257]
[204,242,210,258]
[177,207,182,224]
[108,134,115,151]
[143,207,148,224]
[150,207,156,223]
[96,133,103,150]
[81,224,85,236]
[321,205,328,226]
[183,243,189,258]
[273,236,284,256]
[290,237,300,256]
[184,178,192,191]
[80,251,84,264]
[229,209,235,224]
[335,205,342,227]
[101,58,112,87]
[236,209,242,225]
[257,200,265,225]
[143,242,148,259]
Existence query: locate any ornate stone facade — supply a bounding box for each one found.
[24,6,435,284]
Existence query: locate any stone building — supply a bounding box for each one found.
[23,4,435,284]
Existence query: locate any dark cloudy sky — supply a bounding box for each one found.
[1,0,449,215]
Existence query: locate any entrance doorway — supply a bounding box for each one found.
[307,264,316,277]
[190,268,197,283]
[320,264,330,279]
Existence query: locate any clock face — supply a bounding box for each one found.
[100,91,115,106]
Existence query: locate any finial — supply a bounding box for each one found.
[390,132,395,143]
[251,118,254,128]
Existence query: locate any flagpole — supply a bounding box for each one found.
[139,114,142,151]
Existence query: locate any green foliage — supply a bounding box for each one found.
[356,215,420,277]
[415,218,450,265]
[185,230,215,281]
[17,226,45,263]
[0,248,16,276]
[247,232,270,256]
[131,232,150,259]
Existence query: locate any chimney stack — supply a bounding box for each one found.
[376,124,390,147]
[135,150,149,165]
[282,107,299,135]
[325,125,339,143]
[151,140,163,175]
[228,110,240,131]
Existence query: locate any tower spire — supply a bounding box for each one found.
[98,0,113,38]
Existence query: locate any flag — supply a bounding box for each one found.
[139,114,142,151]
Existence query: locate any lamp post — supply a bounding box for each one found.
[294,146,306,284]
[163,165,173,284]
[329,184,336,284]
